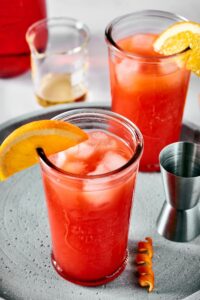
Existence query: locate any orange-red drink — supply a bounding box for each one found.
[105,10,191,171]
[39,109,143,286]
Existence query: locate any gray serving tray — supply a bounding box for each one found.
[0,103,199,300]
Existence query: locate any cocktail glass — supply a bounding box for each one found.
[26,18,89,106]
[105,10,191,172]
[38,108,143,286]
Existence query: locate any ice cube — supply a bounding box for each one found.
[130,34,156,53]
[101,151,128,172]
[62,161,88,175]
[88,163,109,175]
[76,142,95,160]
[118,34,156,53]
[88,151,128,176]
[90,131,118,152]
[159,61,179,75]
[83,179,126,207]
[116,58,140,91]
[64,140,95,161]
[82,180,114,207]
[84,189,112,207]
[50,150,68,168]
[82,152,132,207]
[65,145,79,157]
[105,139,118,151]
[90,131,109,143]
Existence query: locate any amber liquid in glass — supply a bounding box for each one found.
[35,73,87,107]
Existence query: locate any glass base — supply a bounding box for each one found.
[36,92,87,107]
[51,250,128,286]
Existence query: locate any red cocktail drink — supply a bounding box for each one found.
[39,109,143,286]
[0,0,46,77]
[106,10,190,171]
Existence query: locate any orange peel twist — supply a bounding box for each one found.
[137,265,154,277]
[136,237,154,293]
[138,236,153,258]
[138,274,154,292]
[135,253,152,266]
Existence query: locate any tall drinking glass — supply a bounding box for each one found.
[38,108,143,286]
[105,10,191,172]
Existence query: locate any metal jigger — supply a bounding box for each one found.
[157,142,200,242]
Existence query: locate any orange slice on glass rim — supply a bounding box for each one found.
[0,120,88,180]
[153,21,200,76]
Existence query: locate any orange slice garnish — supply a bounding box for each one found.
[0,120,88,180]
[153,21,200,76]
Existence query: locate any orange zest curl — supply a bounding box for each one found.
[138,274,154,292]
[137,241,153,258]
[135,253,152,266]
[136,237,154,293]
[145,237,153,245]
[138,236,153,258]
[137,265,154,277]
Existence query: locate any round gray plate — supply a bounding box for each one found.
[0,103,199,300]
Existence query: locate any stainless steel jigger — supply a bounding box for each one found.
[157,141,200,242]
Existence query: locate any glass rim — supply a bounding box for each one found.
[37,108,144,180]
[26,17,90,57]
[105,9,188,62]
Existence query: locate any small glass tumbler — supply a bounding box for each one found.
[105,10,191,172]
[26,17,89,107]
[38,108,143,286]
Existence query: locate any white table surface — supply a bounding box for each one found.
[0,0,199,127]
